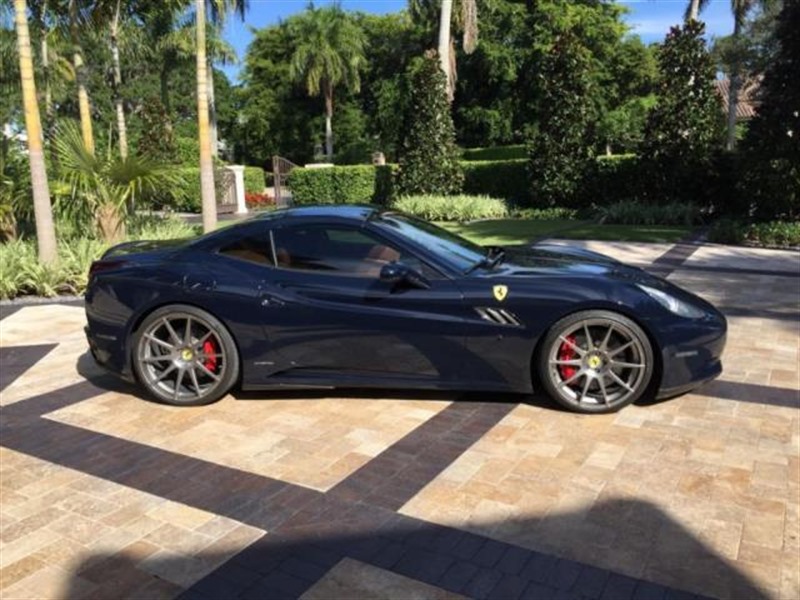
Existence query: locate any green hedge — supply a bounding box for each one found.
[462,145,526,161]
[288,165,396,205]
[462,160,527,203]
[244,167,266,194]
[156,166,267,212]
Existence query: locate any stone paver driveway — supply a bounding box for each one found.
[1,239,798,600]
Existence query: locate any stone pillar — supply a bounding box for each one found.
[228,165,247,214]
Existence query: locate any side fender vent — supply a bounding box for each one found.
[475,307,523,327]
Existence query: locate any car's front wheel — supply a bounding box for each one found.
[132,305,239,406]
[537,310,654,414]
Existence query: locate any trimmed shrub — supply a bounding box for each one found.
[746,221,800,247]
[391,195,508,222]
[462,160,528,203]
[244,167,266,194]
[708,218,746,245]
[462,145,526,161]
[288,165,395,205]
[512,207,579,220]
[598,200,701,226]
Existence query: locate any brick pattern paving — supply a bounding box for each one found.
[1,240,798,600]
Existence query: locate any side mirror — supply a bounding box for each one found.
[379,262,431,290]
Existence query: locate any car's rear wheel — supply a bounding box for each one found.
[132,305,239,406]
[537,310,654,414]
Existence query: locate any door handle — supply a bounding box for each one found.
[261,294,286,308]
[183,275,216,292]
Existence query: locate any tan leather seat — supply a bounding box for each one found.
[367,245,401,263]
[276,247,291,268]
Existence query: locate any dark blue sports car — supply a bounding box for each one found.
[85,205,726,414]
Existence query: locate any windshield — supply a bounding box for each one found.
[372,212,487,273]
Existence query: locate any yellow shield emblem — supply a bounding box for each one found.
[493,285,508,302]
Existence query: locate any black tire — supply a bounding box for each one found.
[132,304,239,406]
[537,310,654,414]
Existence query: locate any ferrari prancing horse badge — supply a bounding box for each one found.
[493,285,508,302]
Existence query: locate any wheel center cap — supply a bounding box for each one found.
[587,355,603,369]
[181,348,194,361]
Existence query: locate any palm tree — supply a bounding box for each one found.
[410,0,479,101]
[13,0,57,263]
[289,3,366,160]
[67,0,95,153]
[688,0,774,149]
[109,0,128,158]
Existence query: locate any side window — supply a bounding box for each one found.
[272,225,437,278]
[218,235,274,266]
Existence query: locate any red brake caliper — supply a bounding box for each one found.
[202,339,218,372]
[558,335,578,382]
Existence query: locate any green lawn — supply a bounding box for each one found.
[437,220,692,245]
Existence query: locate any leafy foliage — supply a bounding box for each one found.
[739,0,800,220]
[527,31,598,207]
[288,165,395,205]
[462,145,526,161]
[396,52,463,196]
[137,96,177,162]
[392,194,508,222]
[598,200,701,226]
[640,21,723,203]
[462,160,527,203]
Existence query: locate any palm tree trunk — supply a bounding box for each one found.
[196,0,217,233]
[324,82,333,159]
[69,0,94,154]
[110,0,128,159]
[208,57,218,158]
[726,18,743,151]
[437,0,454,101]
[687,0,700,21]
[14,0,57,264]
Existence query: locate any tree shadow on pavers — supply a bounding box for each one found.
[60,499,770,600]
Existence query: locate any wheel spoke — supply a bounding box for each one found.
[197,362,221,381]
[193,331,213,350]
[600,325,614,351]
[608,370,634,392]
[153,363,177,383]
[598,376,610,403]
[583,323,594,349]
[611,360,645,369]
[188,367,202,396]
[173,368,185,401]
[163,319,182,345]
[608,340,634,357]
[559,369,583,387]
[197,353,223,361]
[142,355,171,364]
[559,336,586,356]
[579,373,592,402]
[144,334,173,351]
[184,317,193,346]
[549,358,582,366]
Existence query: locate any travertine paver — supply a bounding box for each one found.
[686,244,800,273]
[0,447,264,599]
[543,239,674,267]
[46,392,450,492]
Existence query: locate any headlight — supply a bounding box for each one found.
[637,284,706,319]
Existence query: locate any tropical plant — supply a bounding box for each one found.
[12,0,57,264]
[392,194,507,222]
[396,51,463,196]
[288,3,366,160]
[54,123,183,242]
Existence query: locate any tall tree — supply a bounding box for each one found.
[13,0,57,263]
[690,0,776,149]
[109,0,128,157]
[67,0,95,153]
[194,0,246,232]
[288,3,366,160]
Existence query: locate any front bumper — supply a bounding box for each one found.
[657,319,726,399]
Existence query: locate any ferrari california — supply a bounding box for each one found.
[85,205,726,414]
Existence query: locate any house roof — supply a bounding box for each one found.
[715,77,761,119]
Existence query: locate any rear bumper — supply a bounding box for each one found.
[85,325,134,382]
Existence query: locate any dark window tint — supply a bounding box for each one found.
[273,225,432,277]
[218,236,274,266]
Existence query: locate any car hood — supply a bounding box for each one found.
[484,243,631,276]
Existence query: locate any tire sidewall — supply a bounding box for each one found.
[132,304,239,406]
[537,310,654,414]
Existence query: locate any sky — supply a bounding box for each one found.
[220,0,736,82]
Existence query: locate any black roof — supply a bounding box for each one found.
[254,204,381,222]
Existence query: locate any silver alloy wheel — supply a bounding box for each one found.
[546,317,647,408]
[136,312,226,403]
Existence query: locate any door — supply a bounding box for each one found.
[259,223,470,384]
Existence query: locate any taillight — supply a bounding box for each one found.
[88,259,128,280]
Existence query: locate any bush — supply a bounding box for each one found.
[245,192,275,211]
[707,218,746,245]
[244,167,266,194]
[462,145,527,161]
[462,160,528,203]
[288,165,395,205]
[598,200,701,226]
[396,52,463,195]
[512,207,579,220]
[746,221,800,247]
[391,195,508,222]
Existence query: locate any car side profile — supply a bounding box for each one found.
[85,205,726,414]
